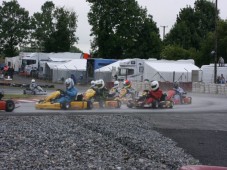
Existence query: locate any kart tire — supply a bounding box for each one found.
[61,102,70,110]
[117,100,121,108]
[87,101,93,110]
[32,91,36,95]
[169,101,174,108]
[23,90,26,94]
[5,100,15,112]
[127,102,134,108]
[188,97,192,104]
[152,100,159,109]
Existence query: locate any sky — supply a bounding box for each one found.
[1,0,227,53]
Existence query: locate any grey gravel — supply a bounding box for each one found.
[0,115,199,169]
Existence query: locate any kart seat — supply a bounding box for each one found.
[75,93,83,101]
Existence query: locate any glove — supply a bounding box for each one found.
[57,89,65,94]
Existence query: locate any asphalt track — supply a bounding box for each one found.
[1,90,227,166]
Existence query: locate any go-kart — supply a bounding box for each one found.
[166,89,192,104]
[35,90,92,110]
[127,90,173,109]
[23,86,47,95]
[0,91,15,112]
[83,88,121,109]
[113,87,136,104]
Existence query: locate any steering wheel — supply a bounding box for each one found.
[57,89,65,95]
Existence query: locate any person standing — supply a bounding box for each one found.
[220,74,225,84]
[218,56,225,67]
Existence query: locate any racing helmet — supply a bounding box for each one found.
[113,81,119,88]
[95,79,105,89]
[31,79,35,83]
[151,80,159,91]
[65,78,74,89]
[90,80,95,87]
[123,80,131,88]
[173,81,179,89]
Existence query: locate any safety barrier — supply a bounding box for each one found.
[192,82,227,95]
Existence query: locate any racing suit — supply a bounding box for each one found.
[55,86,78,104]
[30,82,43,92]
[145,88,163,105]
[95,87,109,108]
[173,87,185,103]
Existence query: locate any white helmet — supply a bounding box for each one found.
[151,81,159,91]
[113,81,119,88]
[31,79,35,83]
[65,78,74,89]
[95,79,105,89]
[91,80,95,87]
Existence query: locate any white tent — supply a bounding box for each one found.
[143,60,201,82]
[55,59,87,71]
[51,59,87,83]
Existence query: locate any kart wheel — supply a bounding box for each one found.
[61,102,70,110]
[87,101,93,110]
[32,91,36,95]
[23,90,26,94]
[5,100,15,112]
[127,101,134,108]
[188,97,192,104]
[169,101,174,108]
[152,100,159,109]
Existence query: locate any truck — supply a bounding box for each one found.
[19,52,85,78]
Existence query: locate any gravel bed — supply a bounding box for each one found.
[0,115,200,169]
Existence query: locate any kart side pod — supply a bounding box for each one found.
[35,100,93,110]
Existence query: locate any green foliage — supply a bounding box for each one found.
[70,46,82,53]
[87,0,161,59]
[31,1,78,52]
[161,45,198,61]
[162,0,227,67]
[0,0,30,57]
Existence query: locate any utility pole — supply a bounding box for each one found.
[214,0,218,83]
[160,25,168,40]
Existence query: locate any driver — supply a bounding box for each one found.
[29,79,43,92]
[44,78,78,104]
[144,80,163,107]
[94,79,108,108]
[173,81,185,104]
[53,78,78,104]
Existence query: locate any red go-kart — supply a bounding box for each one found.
[0,91,15,112]
[166,89,192,104]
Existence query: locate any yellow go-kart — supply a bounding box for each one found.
[35,90,92,110]
[83,88,121,109]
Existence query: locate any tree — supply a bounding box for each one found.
[163,0,217,66]
[31,1,78,52]
[199,20,227,66]
[0,0,30,57]
[87,0,161,59]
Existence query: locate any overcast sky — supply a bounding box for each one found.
[1,0,227,53]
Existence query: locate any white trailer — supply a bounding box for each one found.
[117,58,145,82]
[201,64,227,83]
